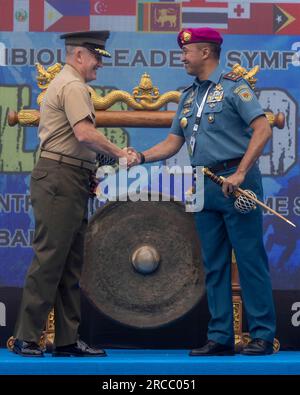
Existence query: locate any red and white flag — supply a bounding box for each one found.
[13,0,29,31]
[90,0,136,31]
[0,0,90,32]
[0,0,14,31]
[0,0,31,31]
[228,2,250,19]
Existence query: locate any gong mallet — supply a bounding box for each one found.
[202,167,296,228]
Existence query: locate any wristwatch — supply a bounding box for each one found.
[138,152,145,164]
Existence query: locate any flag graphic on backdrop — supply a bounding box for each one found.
[226,3,300,34]
[0,0,29,31]
[90,0,136,31]
[182,1,300,34]
[207,0,300,3]
[150,2,181,32]
[138,0,192,31]
[13,0,29,31]
[273,4,300,34]
[273,5,295,33]
[0,0,299,34]
[137,1,181,32]
[206,0,300,34]
[228,2,250,19]
[39,0,90,32]
[181,0,228,29]
[227,3,273,33]
[0,0,90,32]
[137,1,150,31]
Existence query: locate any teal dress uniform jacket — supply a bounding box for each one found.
[171,65,265,167]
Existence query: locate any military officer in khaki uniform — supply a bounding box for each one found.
[13,31,134,357]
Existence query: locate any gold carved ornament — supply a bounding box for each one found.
[8,63,285,129]
[36,64,180,110]
[36,62,63,105]
[89,72,180,111]
[231,63,259,90]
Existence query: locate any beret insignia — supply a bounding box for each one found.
[181,31,192,44]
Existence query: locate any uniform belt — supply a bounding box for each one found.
[208,157,243,174]
[40,151,96,171]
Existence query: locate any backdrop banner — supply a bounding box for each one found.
[1,1,300,348]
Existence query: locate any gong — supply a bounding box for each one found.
[81,195,205,328]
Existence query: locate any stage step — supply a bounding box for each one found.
[1,349,300,375]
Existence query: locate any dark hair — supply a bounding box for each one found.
[208,43,221,59]
[197,42,221,60]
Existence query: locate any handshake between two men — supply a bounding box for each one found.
[89,147,145,198]
[121,147,144,168]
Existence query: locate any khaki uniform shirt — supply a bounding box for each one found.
[38,64,96,162]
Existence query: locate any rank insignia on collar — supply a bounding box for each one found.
[215,84,223,91]
[223,71,242,81]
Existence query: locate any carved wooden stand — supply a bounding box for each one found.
[232,252,249,352]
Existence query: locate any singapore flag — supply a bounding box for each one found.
[90,0,136,32]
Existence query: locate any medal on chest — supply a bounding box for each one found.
[207,84,224,105]
[180,117,188,128]
[182,90,195,114]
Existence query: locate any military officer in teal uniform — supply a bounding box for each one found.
[127,27,276,356]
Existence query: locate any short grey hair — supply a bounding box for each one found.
[65,45,76,56]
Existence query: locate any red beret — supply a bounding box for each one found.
[177,27,223,48]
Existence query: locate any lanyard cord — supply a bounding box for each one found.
[193,83,213,134]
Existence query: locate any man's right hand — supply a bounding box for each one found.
[221,171,246,198]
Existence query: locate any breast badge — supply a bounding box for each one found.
[180,117,188,128]
[207,114,214,123]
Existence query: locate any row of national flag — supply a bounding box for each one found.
[0,0,300,34]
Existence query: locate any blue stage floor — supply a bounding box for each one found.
[1,349,300,375]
